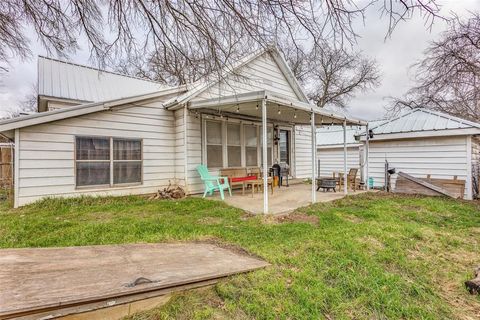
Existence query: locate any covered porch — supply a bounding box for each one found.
[188,90,368,214]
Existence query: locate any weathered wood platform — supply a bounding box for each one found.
[0,243,269,319]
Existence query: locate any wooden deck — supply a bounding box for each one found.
[0,243,269,319]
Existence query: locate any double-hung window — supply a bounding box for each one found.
[75,136,142,188]
[206,121,223,168]
[244,125,258,166]
[227,123,241,167]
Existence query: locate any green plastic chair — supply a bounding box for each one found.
[196,165,232,200]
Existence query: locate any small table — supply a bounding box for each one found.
[244,178,274,197]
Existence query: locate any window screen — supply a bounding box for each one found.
[75,136,142,187]
[227,123,241,167]
[206,121,223,168]
[244,125,258,166]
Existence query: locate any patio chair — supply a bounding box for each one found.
[196,165,232,200]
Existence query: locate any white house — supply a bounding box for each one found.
[0,46,365,210]
[317,109,480,200]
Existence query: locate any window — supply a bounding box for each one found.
[113,139,142,184]
[244,125,258,166]
[206,121,223,168]
[227,123,241,167]
[204,120,275,168]
[75,136,142,188]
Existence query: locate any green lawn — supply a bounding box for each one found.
[1,193,479,319]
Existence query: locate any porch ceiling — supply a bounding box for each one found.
[187,90,366,126]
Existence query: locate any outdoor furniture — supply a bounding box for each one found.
[244,177,274,197]
[271,163,290,187]
[316,178,337,192]
[338,168,359,191]
[220,167,257,195]
[197,165,232,200]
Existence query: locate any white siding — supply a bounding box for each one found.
[294,125,312,178]
[186,111,203,194]
[368,136,469,198]
[317,146,360,177]
[16,99,177,207]
[193,52,300,102]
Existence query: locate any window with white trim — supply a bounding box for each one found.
[206,121,223,168]
[244,125,258,166]
[227,123,241,167]
[75,136,142,187]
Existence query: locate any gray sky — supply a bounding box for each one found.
[1,0,479,120]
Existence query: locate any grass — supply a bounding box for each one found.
[0,193,479,319]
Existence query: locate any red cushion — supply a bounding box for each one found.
[230,176,257,182]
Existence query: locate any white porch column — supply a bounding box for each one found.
[343,120,348,195]
[365,123,370,191]
[311,112,317,203]
[262,98,268,214]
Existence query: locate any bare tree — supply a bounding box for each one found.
[390,13,480,122]
[0,1,442,73]
[282,43,380,109]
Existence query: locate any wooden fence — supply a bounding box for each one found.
[0,145,13,202]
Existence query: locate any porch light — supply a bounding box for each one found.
[277,104,281,115]
[236,104,240,113]
[294,111,297,119]
[256,104,259,110]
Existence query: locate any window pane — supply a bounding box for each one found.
[114,162,142,184]
[76,162,110,186]
[206,121,222,144]
[228,146,241,167]
[227,123,240,145]
[113,139,141,160]
[244,125,257,147]
[76,137,110,160]
[207,145,223,168]
[246,147,257,166]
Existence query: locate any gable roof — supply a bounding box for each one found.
[38,56,166,103]
[316,120,386,147]
[164,45,310,110]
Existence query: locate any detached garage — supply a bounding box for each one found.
[317,109,480,200]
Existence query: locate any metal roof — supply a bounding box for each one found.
[316,119,386,147]
[371,108,480,134]
[38,56,166,102]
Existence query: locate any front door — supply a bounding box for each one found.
[279,129,290,165]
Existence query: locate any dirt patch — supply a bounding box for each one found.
[274,213,319,226]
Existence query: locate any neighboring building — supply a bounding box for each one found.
[0,46,364,208]
[317,109,480,200]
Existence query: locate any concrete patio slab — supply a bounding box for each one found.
[209,182,368,214]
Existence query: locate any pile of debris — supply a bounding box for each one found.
[149,182,185,200]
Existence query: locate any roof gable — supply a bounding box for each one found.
[38,56,166,103]
[165,46,309,109]
[371,108,480,135]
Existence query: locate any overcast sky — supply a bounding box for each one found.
[1,0,479,120]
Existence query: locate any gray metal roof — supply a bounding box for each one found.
[38,56,166,102]
[370,108,480,134]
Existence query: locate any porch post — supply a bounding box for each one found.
[365,123,370,191]
[311,112,317,203]
[343,119,348,195]
[262,98,268,214]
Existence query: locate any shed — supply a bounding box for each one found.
[317,109,480,200]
